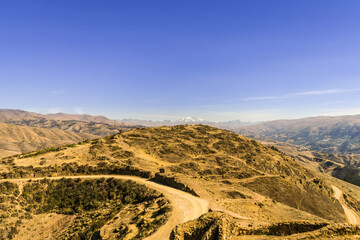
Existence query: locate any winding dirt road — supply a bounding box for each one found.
[332,185,360,225]
[1,175,209,240]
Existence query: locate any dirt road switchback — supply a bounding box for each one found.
[1,175,209,240]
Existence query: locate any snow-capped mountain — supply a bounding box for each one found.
[119,117,256,130]
[179,117,205,123]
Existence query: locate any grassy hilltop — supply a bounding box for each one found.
[1,125,349,225]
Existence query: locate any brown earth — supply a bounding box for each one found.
[0,109,140,157]
[0,122,96,157]
[0,125,351,224]
[0,109,137,137]
[171,211,360,240]
[0,109,122,126]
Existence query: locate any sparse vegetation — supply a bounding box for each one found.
[0,178,170,240]
[1,124,357,239]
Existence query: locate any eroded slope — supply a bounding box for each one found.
[0,122,96,157]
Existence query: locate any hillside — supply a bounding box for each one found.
[258,139,360,172]
[0,177,170,240]
[4,118,124,137]
[238,114,360,154]
[0,109,121,125]
[254,139,360,200]
[0,109,44,122]
[46,112,123,125]
[0,122,96,157]
[1,125,351,225]
[3,124,360,238]
[0,109,137,137]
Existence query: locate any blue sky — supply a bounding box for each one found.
[1,1,360,121]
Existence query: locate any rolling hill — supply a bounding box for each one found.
[46,112,123,125]
[0,122,96,157]
[0,109,138,157]
[1,125,350,223]
[0,109,121,125]
[0,109,137,137]
[2,124,360,238]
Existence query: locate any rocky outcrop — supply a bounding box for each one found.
[170,212,231,240]
[294,224,360,239]
[238,221,328,236]
[170,212,360,239]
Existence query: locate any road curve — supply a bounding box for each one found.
[0,175,209,240]
[332,185,360,225]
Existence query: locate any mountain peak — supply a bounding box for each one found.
[180,116,205,123]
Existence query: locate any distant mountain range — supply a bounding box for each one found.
[0,109,138,157]
[0,109,137,136]
[0,122,95,157]
[0,109,257,157]
[0,109,126,126]
[119,117,257,129]
[3,108,360,238]
[238,114,360,154]
[0,109,257,139]
[4,109,360,157]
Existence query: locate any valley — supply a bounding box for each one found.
[237,115,360,155]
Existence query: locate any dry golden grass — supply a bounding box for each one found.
[14,214,75,240]
[0,122,96,157]
[1,125,351,225]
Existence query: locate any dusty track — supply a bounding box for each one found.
[332,185,360,225]
[1,175,209,240]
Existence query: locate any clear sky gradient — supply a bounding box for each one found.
[1,1,360,121]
